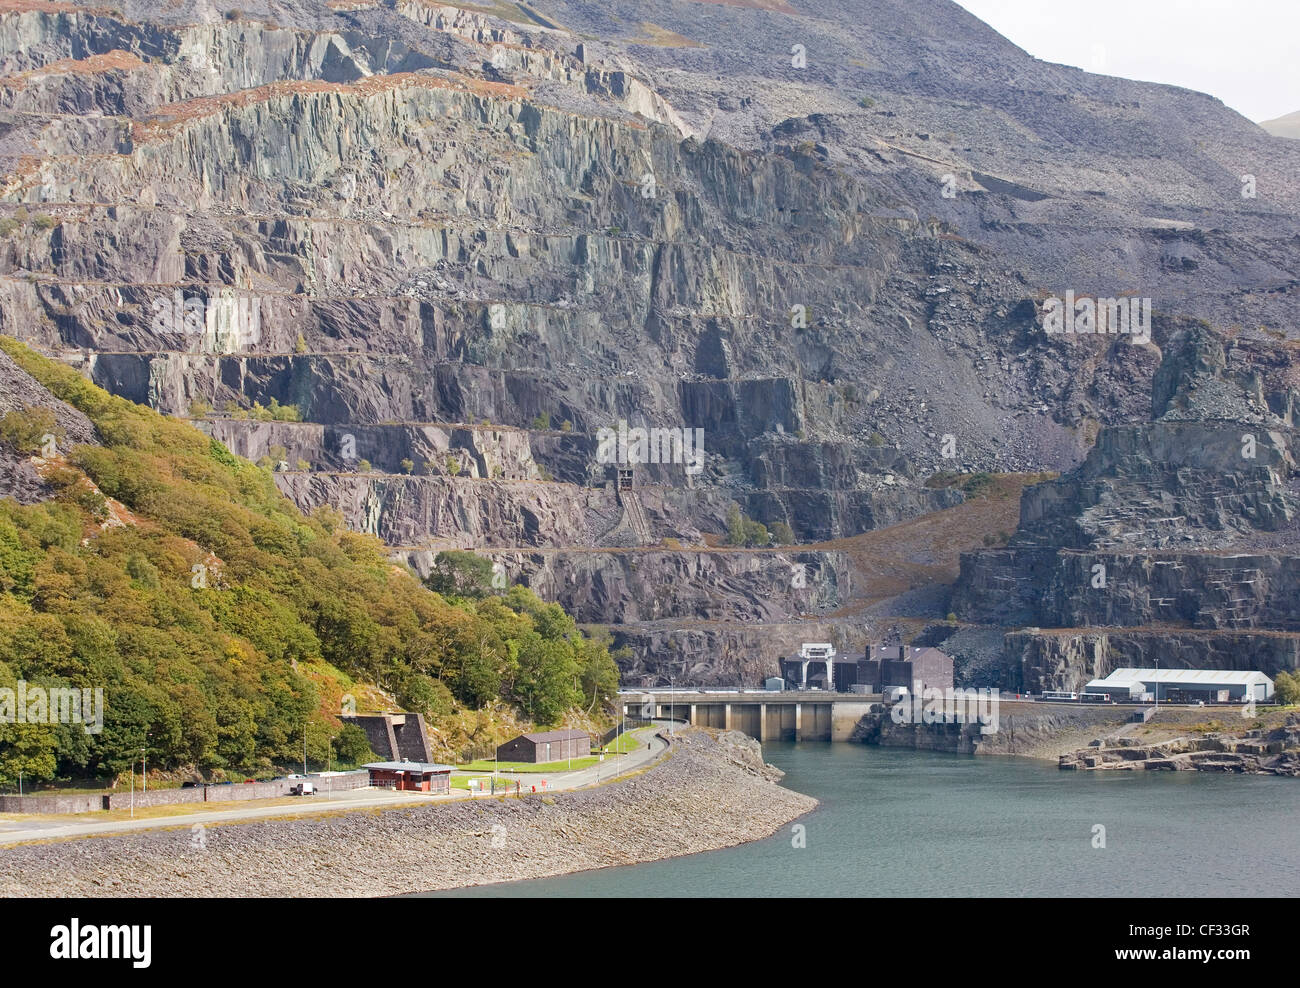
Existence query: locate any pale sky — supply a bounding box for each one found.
[953,0,1300,123]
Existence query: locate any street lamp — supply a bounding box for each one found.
[669,676,675,736]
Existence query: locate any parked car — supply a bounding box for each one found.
[290,782,316,796]
[181,781,205,789]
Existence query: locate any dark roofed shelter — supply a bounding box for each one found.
[364,761,453,793]
[496,729,591,764]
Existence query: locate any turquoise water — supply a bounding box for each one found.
[429,743,1300,897]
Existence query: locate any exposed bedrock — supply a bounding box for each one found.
[5,0,1300,693]
[607,619,869,689]
[954,548,1300,631]
[473,548,850,624]
[277,471,601,548]
[1001,629,1300,693]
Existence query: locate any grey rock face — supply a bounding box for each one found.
[954,326,1300,688]
[2,0,1298,686]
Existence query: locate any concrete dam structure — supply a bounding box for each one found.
[623,691,877,743]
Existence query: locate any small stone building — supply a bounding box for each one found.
[496,729,591,764]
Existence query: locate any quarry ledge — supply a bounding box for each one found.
[0,729,816,898]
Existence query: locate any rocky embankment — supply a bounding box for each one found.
[1060,717,1300,775]
[0,730,814,898]
[852,700,1133,758]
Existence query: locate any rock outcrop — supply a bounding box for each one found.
[953,326,1300,688]
[2,0,1299,686]
[1060,718,1300,775]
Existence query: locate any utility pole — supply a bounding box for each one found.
[670,677,675,736]
[303,722,308,776]
[141,745,147,793]
[17,771,21,798]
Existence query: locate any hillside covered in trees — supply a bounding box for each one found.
[0,339,620,787]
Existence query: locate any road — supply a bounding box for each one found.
[0,723,673,846]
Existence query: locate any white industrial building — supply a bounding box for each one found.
[1085,668,1274,703]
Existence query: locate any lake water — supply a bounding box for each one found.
[429,742,1300,897]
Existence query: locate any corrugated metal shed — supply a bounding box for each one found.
[1091,669,1270,686]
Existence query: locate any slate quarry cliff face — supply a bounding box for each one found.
[1,0,1297,687]
[952,326,1300,689]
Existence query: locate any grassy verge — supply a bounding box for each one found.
[457,756,601,773]
[599,731,648,755]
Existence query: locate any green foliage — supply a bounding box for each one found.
[424,550,495,600]
[233,398,302,423]
[724,503,770,547]
[397,673,453,720]
[331,723,374,766]
[1275,670,1300,705]
[961,472,996,497]
[399,458,414,474]
[531,412,551,430]
[0,407,63,455]
[725,502,746,546]
[0,338,620,783]
[769,521,796,545]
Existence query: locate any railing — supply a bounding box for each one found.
[601,719,652,744]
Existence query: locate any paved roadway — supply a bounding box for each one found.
[0,724,673,846]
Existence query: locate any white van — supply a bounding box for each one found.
[290,781,315,796]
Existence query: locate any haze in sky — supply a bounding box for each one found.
[953,0,1300,123]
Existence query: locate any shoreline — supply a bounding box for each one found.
[0,730,816,898]
[859,700,1300,771]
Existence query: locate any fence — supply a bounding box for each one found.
[3,771,371,815]
[601,719,652,745]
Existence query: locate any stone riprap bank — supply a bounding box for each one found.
[0,731,814,897]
